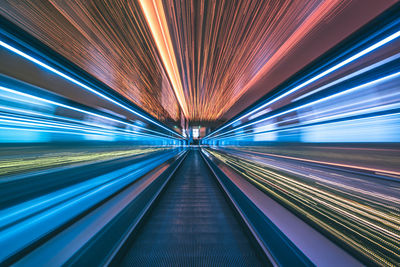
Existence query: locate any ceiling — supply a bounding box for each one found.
[0,0,396,124]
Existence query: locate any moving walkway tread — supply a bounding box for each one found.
[117,149,266,266]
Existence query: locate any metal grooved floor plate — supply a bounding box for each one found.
[120,149,265,266]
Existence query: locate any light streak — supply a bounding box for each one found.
[234,149,400,178]
[0,116,169,140]
[139,0,189,118]
[1,0,182,122]
[206,148,400,265]
[2,1,395,122]
[0,85,179,140]
[206,30,400,139]
[161,0,348,120]
[208,72,400,140]
[291,53,400,102]
[0,41,182,138]
[223,0,343,113]
[211,105,400,142]
[0,147,164,177]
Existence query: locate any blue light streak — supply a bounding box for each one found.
[0,40,183,138]
[0,85,176,139]
[291,52,400,102]
[208,72,400,140]
[205,30,400,139]
[0,116,171,140]
[213,104,400,141]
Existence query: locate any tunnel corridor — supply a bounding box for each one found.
[0,1,399,266]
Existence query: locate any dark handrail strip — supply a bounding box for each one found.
[103,150,189,266]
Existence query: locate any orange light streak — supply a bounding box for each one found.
[162,0,346,120]
[0,0,181,122]
[139,0,189,118]
[226,0,343,114]
[1,0,393,122]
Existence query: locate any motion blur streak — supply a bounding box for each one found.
[207,72,400,141]
[0,0,181,121]
[205,30,400,138]
[161,0,345,120]
[0,36,185,262]
[1,1,400,266]
[139,0,189,117]
[0,41,182,138]
[0,85,176,140]
[202,7,400,266]
[3,0,390,121]
[205,148,400,266]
